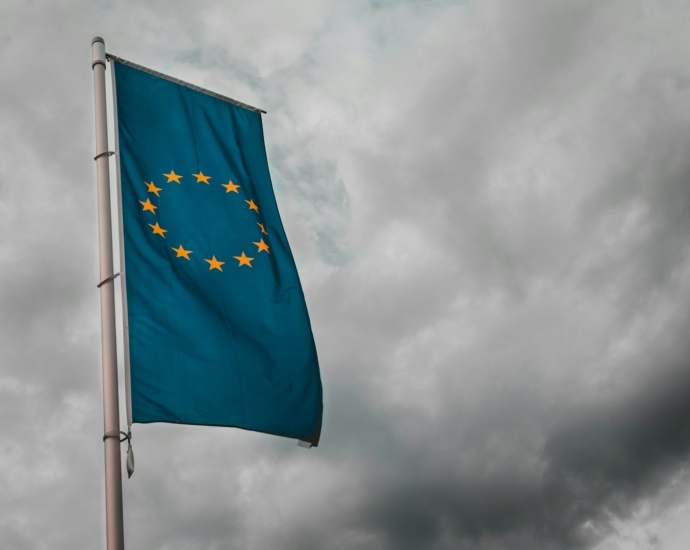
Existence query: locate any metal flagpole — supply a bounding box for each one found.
[91,36,126,550]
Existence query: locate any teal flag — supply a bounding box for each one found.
[113,59,322,445]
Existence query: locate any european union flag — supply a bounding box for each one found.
[112,58,322,446]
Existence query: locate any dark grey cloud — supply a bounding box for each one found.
[2,1,690,549]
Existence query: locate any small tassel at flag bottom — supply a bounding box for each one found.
[126,432,135,478]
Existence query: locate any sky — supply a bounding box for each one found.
[1,0,690,549]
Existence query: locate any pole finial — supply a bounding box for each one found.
[92,38,106,69]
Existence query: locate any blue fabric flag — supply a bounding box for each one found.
[113,59,322,445]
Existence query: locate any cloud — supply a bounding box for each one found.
[2,1,690,549]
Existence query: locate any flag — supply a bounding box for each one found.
[112,58,322,446]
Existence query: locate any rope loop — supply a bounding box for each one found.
[97,272,120,288]
[94,151,115,161]
[103,430,131,443]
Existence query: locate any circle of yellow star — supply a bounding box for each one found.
[205,256,225,271]
[221,180,240,193]
[234,251,254,267]
[171,245,192,259]
[245,199,259,213]
[193,171,211,184]
[253,239,270,254]
[148,222,167,238]
[163,170,182,183]
[139,198,157,214]
[257,222,268,235]
[145,181,162,196]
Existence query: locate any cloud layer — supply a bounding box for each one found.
[1,1,690,549]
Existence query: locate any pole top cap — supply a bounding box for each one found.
[92,37,106,69]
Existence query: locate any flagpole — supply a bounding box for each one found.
[91,36,126,550]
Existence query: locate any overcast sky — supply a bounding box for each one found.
[2,1,690,549]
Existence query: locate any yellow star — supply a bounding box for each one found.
[163,170,182,183]
[139,198,158,214]
[257,222,268,235]
[221,180,240,193]
[148,222,167,238]
[205,256,225,271]
[245,199,259,213]
[171,245,192,259]
[253,239,270,254]
[145,181,162,196]
[193,171,211,184]
[234,251,254,267]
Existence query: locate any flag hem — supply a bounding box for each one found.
[106,53,266,115]
[109,56,133,428]
[132,419,320,447]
